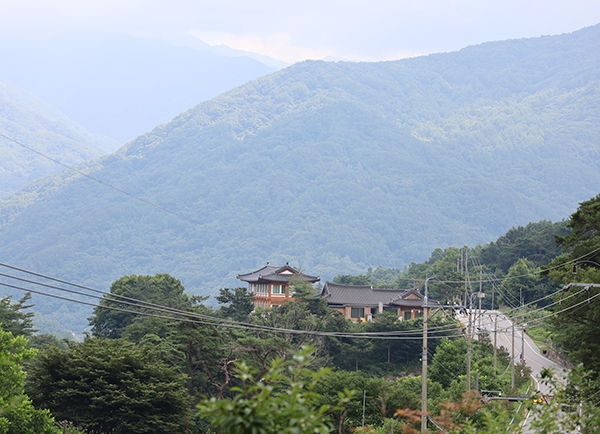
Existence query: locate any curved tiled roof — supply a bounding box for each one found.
[237,263,320,284]
[320,282,441,308]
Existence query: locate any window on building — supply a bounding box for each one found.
[272,285,284,295]
[404,311,412,320]
[414,310,423,318]
[351,307,365,318]
[257,284,268,294]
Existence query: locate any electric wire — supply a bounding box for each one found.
[0,262,467,336]
[1,139,596,339]
[426,347,464,383]
[506,287,588,321]
[481,289,600,334]
[0,279,470,340]
[3,131,595,289]
[0,133,361,275]
[0,273,467,340]
[516,292,600,328]
[431,246,600,286]
[4,121,599,390]
[515,285,570,310]
[489,286,590,331]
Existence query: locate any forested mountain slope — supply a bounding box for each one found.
[0,81,115,196]
[1,24,600,333]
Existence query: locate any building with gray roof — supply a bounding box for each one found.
[320,282,441,321]
[237,263,320,309]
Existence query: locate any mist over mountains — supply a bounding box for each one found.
[0,34,278,144]
[1,24,600,333]
[0,81,115,196]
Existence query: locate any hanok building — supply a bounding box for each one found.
[237,263,320,309]
[319,282,441,321]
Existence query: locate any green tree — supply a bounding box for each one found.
[26,334,67,350]
[544,194,600,374]
[0,293,36,338]
[88,273,199,340]
[481,220,568,274]
[361,311,423,373]
[0,325,59,434]
[333,274,372,286]
[498,259,544,307]
[26,335,188,434]
[251,299,328,362]
[312,370,373,434]
[167,319,234,401]
[216,287,255,322]
[430,337,511,395]
[429,338,468,389]
[547,194,600,284]
[198,346,352,434]
[393,247,465,303]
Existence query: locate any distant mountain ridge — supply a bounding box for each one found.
[160,33,289,70]
[1,24,600,333]
[0,81,116,196]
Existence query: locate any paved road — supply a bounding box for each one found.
[458,310,568,432]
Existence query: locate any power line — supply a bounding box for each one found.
[1,132,590,289]
[0,132,361,276]
[0,265,466,340]
[518,291,600,328]
[0,262,466,335]
[428,246,600,286]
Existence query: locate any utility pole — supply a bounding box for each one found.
[463,249,472,395]
[362,390,366,427]
[466,293,472,393]
[521,324,525,365]
[520,289,525,364]
[422,276,433,434]
[478,270,483,333]
[491,280,495,311]
[511,311,515,389]
[463,249,468,312]
[493,313,497,373]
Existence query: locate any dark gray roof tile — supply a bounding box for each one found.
[237,263,320,283]
[320,282,442,308]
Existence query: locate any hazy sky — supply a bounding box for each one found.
[2,0,600,63]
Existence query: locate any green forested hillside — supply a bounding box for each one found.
[0,81,116,196]
[1,25,600,333]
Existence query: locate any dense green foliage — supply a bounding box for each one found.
[2,26,600,333]
[9,264,583,433]
[0,293,36,337]
[90,275,531,431]
[349,220,569,309]
[544,194,600,375]
[198,346,351,434]
[480,221,569,275]
[216,287,255,322]
[26,336,189,434]
[88,273,200,339]
[0,325,59,434]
